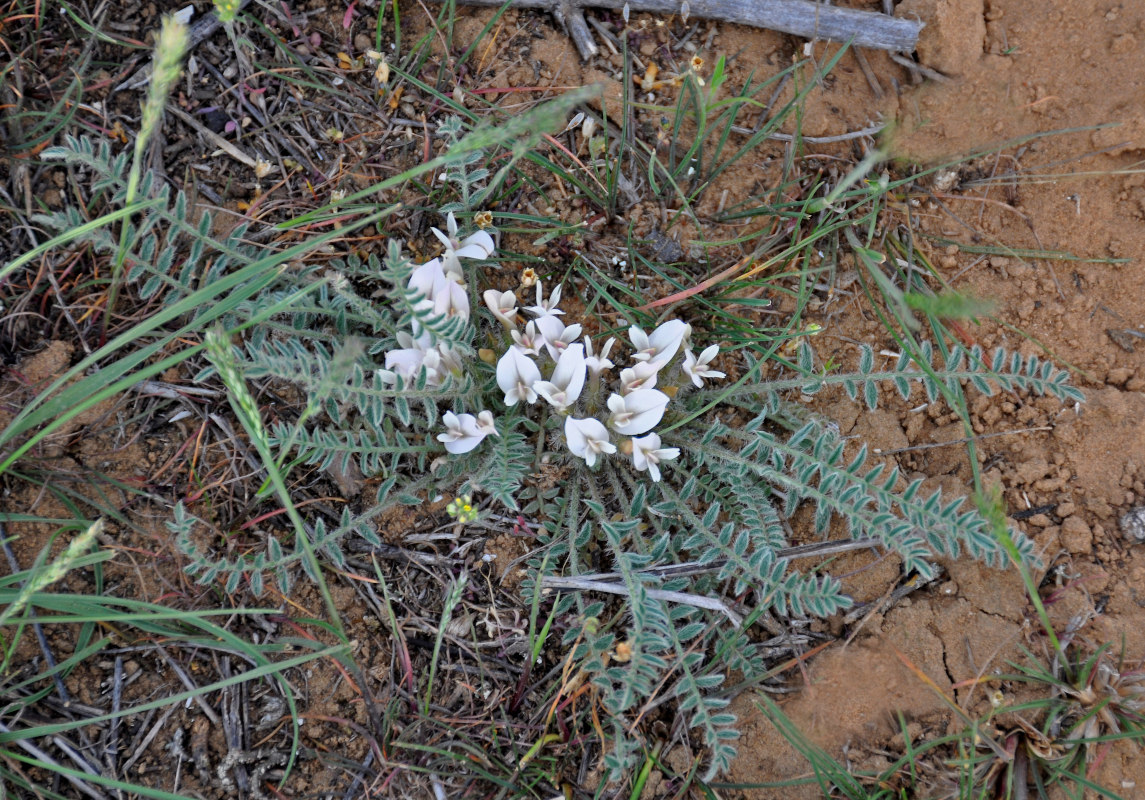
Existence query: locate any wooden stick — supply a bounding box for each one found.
[447,0,923,59]
[165,104,260,169]
[540,575,746,626]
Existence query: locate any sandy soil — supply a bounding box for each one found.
[722,0,1145,796]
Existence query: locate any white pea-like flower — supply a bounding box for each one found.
[407,256,469,326]
[564,416,616,467]
[381,331,427,383]
[524,281,564,319]
[535,315,583,360]
[496,347,542,407]
[407,257,446,300]
[381,338,460,387]
[420,344,463,387]
[584,335,616,376]
[682,344,726,387]
[629,319,688,365]
[510,320,545,357]
[430,211,496,279]
[606,389,670,436]
[429,272,470,322]
[532,344,586,413]
[630,432,680,482]
[437,410,499,454]
[483,289,518,329]
[619,360,661,394]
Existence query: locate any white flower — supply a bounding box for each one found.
[606,389,670,436]
[630,432,680,482]
[381,331,427,384]
[682,344,725,387]
[619,360,661,394]
[510,320,545,357]
[496,347,542,407]
[429,272,470,322]
[380,337,461,387]
[430,211,496,279]
[524,281,564,319]
[421,343,463,386]
[532,344,586,412]
[535,315,583,360]
[483,289,518,328]
[584,335,616,376]
[437,410,498,454]
[407,257,446,299]
[407,257,469,326]
[380,356,419,385]
[629,319,688,365]
[564,416,616,467]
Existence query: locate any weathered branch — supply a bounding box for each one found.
[553,0,601,58]
[449,0,923,59]
[540,575,746,626]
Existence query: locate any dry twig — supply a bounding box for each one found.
[541,574,746,626]
[445,0,923,60]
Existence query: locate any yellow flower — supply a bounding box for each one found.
[213,0,241,24]
[446,494,478,523]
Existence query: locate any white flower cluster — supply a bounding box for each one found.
[377,212,494,391]
[486,282,725,482]
[377,213,727,478]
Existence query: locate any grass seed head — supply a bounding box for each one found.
[139,17,189,149]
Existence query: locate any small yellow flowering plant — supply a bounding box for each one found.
[212,0,241,23]
[446,495,479,524]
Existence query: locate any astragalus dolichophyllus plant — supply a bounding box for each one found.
[489,299,1082,773]
[216,204,1086,780]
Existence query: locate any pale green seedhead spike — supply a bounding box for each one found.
[137,17,189,157]
[0,519,103,628]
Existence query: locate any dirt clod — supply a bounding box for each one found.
[1061,515,1093,554]
[896,0,985,75]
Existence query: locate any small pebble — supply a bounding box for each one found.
[1121,507,1145,543]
